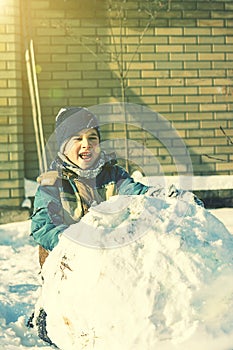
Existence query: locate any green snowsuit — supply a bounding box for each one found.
[31,155,149,252]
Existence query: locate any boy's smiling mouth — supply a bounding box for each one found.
[79,152,92,160]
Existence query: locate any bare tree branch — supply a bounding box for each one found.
[220,125,233,145]
[202,154,227,162]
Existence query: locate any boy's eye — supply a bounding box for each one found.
[74,137,82,141]
[72,134,98,142]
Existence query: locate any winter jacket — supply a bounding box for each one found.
[31,155,149,251]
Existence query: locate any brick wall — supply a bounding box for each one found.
[0,0,24,207]
[0,0,233,207]
[22,0,233,179]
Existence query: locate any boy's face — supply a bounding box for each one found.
[64,128,100,169]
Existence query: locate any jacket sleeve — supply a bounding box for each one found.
[31,185,68,251]
[114,166,149,195]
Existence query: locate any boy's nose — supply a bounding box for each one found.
[81,137,90,147]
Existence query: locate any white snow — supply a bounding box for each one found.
[0,176,232,350]
[36,195,233,350]
[132,173,233,190]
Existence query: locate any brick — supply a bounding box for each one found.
[215,89,233,100]
[10,188,25,197]
[199,86,224,94]
[172,104,198,112]
[198,2,224,10]
[157,78,183,86]
[160,164,181,174]
[214,78,233,86]
[0,134,8,142]
[212,10,233,19]
[0,98,7,106]
[0,52,17,61]
[185,44,212,52]
[226,19,233,27]
[0,171,9,180]
[83,71,112,79]
[126,62,154,70]
[156,61,183,69]
[192,163,216,173]
[184,61,211,69]
[0,179,22,188]
[198,36,224,44]
[165,112,185,121]
[38,45,66,54]
[185,138,200,146]
[158,96,185,104]
[142,71,169,78]
[186,95,213,103]
[198,53,225,61]
[183,10,210,19]
[155,28,182,36]
[0,125,19,134]
[170,37,196,44]
[69,97,98,106]
[128,79,155,87]
[9,134,23,143]
[171,87,198,95]
[142,36,169,44]
[216,146,233,154]
[212,28,233,35]
[52,71,81,80]
[9,153,24,161]
[187,112,213,120]
[125,87,142,96]
[186,78,212,86]
[0,189,10,197]
[0,198,22,206]
[170,19,196,27]
[184,28,211,35]
[197,19,224,27]
[0,71,18,80]
[141,53,168,61]
[199,69,225,77]
[170,53,196,61]
[190,146,215,155]
[215,112,232,120]
[202,137,227,146]
[36,27,66,36]
[216,162,233,171]
[156,45,183,53]
[171,2,196,10]
[213,61,233,69]
[68,62,96,70]
[201,120,227,129]
[127,45,155,53]
[52,53,81,62]
[68,80,98,88]
[200,103,227,112]
[142,87,169,95]
[213,45,233,52]
[171,70,198,78]
[0,42,5,51]
[0,154,8,161]
[173,121,199,129]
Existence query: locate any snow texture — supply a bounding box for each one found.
[33,194,233,350]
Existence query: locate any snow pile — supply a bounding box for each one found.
[0,220,51,349]
[36,195,233,350]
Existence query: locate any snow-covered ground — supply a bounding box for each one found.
[0,176,232,349]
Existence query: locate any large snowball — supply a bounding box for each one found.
[35,195,233,350]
